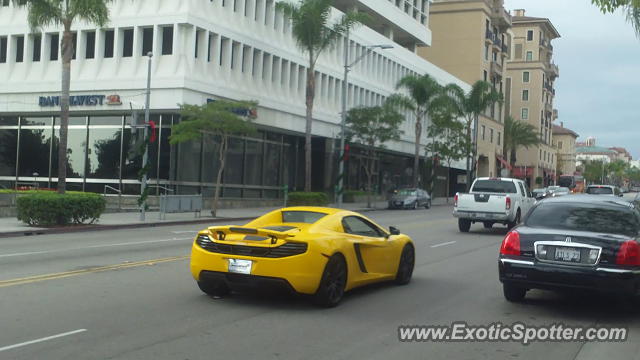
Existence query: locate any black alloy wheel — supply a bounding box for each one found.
[313,254,347,307]
[395,244,415,285]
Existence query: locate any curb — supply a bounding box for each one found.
[0,206,388,238]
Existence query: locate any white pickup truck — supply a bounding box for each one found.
[453,177,535,232]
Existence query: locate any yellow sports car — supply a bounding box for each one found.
[190,206,415,307]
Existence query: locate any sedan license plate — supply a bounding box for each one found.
[228,259,252,274]
[555,247,581,262]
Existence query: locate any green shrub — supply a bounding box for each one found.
[287,192,329,206]
[343,190,367,203]
[17,192,106,226]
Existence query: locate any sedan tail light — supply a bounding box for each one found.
[500,231,520,256]
[454,194,458,207]
[505,196,512,210]
[616,240,640,266]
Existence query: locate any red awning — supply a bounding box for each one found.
[496,155,512,170]
[512,167,534,177]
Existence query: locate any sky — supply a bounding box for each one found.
[504,0,640,158]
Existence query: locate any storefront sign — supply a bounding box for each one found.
[38,94,122,107]
[206,98,257,118]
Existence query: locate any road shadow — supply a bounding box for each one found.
[507,289,640,323]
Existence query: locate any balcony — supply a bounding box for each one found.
[547,63,559,77]
[490,61,503,76]
[491,6,512,29]
[485,29,494,44]
[553,109,558,120]
[544,102,553,114]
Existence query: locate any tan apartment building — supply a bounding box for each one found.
[417,0,512,179]
[504,9,560,188]
[552,123,579,176]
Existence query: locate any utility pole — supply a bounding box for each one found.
[140,52,152,221]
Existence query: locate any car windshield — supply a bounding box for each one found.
[586,186,613,195]
[556,187,570,193]
[397,189,417,196]
[471,180,517,193]
[281,211,327,224]
[526,202,640,237]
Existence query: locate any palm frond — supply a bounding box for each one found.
[69,0,112,27]
[14,0,64,30]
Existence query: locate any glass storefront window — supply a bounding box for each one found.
[21,117,52,126]
[176,137,202,182]
[157,128,171,180]
[86,128,121,179]
[0,129,17,176]
[223,138,244,184]
[89,116,123,126]
[244,140,263,186]
[201,136,220,184]
[264,143,280,186]
[0,116,18,125]
[121,128,143,179]
[51,125,87,178]
[18,127,52,177]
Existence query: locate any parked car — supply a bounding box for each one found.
[191,207,415,307]
[453,177,535,232]
[585,185,623,197]
[388,188,431,209]
[498,195,640,302]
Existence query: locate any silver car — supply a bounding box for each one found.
[388,188,432,209]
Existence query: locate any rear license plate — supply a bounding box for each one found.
[555,247,581,262]
[228,259,252,274]
[475,213,486,218]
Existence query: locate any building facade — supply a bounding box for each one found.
[552,123,578,176]
[0,0,468,198]
[417,0,512,179]
[504,9,559,188]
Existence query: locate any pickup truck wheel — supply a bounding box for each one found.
[503,283,526,302]
[507,210,521,230]
[483,222,493,229]
[458,219,471,232]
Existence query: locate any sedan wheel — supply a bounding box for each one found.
[503,283,526,302]
[412,202,418,210]
[313,255,347,307]
[395,244,415,285]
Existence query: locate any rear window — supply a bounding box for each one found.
[471,180,517,193]
[398,189,417,196]
[281,211,327,224]
[526,202,640,236]
[586,186,613,195]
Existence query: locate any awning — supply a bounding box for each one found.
[512,166,534,177]
[496,155,512,170]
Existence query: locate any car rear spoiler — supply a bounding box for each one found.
[207,226,293,244]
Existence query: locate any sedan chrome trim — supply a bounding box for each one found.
[595,267,640,274]
[534,240,602,267]
[500,258,534,266]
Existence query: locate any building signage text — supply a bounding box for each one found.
[39,94,122,107]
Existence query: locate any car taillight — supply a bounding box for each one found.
[616,240,640,266]
[500,231,520,256]
[505,196,511,210]
[454,194,458,207]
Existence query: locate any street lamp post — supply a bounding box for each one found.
[336,36,392,208]
[140,52,152,221]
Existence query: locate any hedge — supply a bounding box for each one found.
[343,190,368,203]
[286,192,329,206]
[17,192,106,226]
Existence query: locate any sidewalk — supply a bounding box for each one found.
[0,198,452,238]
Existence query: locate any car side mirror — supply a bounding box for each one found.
[389,226,400,236]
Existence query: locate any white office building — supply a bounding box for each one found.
[0,0,468,198]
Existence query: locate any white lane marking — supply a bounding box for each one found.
[0,329,87,352]
[0,237,192,259]
[171,230,199,234]
[431,241,457,248]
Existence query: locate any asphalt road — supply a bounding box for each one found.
[0,198,639,360]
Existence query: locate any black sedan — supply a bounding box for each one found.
[498,195,640,302]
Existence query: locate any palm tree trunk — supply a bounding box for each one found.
[57,23,73,194]
[304,61,316,192]
[413,116,422,188]
[212,136,228,217]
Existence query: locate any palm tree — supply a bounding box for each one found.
[389,74,443,188]
[440,81,502,190]
[277,0,367,192]
[592,0,640,36]
[16,0,112,194]
[503,115,540,170]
